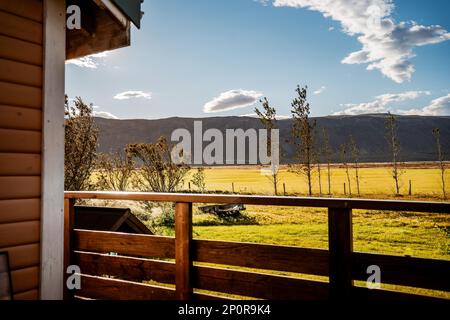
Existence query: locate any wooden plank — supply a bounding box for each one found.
[64,191,450,214]
[74,229,175,258]
[0,153,41,176]
[40,0,66,300]
[73,251,175,285]
[66,7,130,59]
[0,82,42,109]
[64,198,75,300]
[0,220,39,247]
[328,208,353,300]
[13,288,39,300]
[175,202,193,300]
[0,129,41,153]
[0,198,40,223]
[0,35,42,65]
[11,266,39,293]
[79,275,176,300]
[0,58,42,87]
[0,176,41,200]
[3,243,40,270]
[0,10,42,44]
[194,239,329,276]
[353,252,450,292]
[352,286,448,302]
[194,265,329,300]
[0,0,43,22]
[193,292,233,300]
[0,105,42,131]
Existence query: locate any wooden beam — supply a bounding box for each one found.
[73,229,175,258]
[328,207,353,300]
[40,0,66,300]
[63,198,75,300]
[64,191,450,213]
[175,202,193,300]
[194,239,329,276]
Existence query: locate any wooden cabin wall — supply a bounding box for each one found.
[0,0,43,300]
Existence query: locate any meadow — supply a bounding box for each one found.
[88,163,449,297]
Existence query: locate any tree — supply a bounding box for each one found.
[191,167,206,192]
[340,144,352,196]
[96,151,135,191]
[127,136,190,193]
[290,85,316,196]
[255,97,279,195]
[385,112,403,195]
[64,96,98,191]
[349,135,361,196]
[322,127,333,195]
[432,128,447,199]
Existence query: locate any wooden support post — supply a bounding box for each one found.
[344,183,346,195]
[175,202,193,300]
[188,182,191,191]
[328,207,353,300]
[283,183,286,196]
[232,182,235,193]
[408,180,412,196]
[63,198,75,300]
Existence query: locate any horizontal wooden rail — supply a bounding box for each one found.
[64,191,450,213]
[79,274,176,300]
[74,251,175,285]
[194,239,329,276]
[194,265,329,300]
[353,252,450,292]
[351,286,447,302]
[74,229,175,258]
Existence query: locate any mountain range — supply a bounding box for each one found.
[94,114,450,163]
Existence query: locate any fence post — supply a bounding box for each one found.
[408,180,412,196]
[283,183,286,196]
[344,183,346,195]
[63,198,75,300]
[232,182,235,193]
[175,202,193,300]
[328,207,353,300]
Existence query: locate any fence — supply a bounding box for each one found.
[64,191,450,300]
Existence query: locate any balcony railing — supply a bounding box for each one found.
[64,191,450,300]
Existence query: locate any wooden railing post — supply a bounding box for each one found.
[63,198,75,300]
[175,202,193,300]
[328,207,353,300]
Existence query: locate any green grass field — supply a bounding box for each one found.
[188,165,449,198]
[88,164,449,297]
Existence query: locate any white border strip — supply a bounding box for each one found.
[40,0,66,300]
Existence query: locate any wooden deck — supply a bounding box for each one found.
[64,191,450,301]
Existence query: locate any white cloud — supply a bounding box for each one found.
[114,91,152,100]
[203,89,263,113]
[269,0,450,83]
[333,90,430,115]
[93,111,119,119]
[328,26,334,31]
[313,86,326,95]
[398,93,450,116]
[66,51,110,69]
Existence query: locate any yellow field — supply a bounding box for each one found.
[189,166,449,199]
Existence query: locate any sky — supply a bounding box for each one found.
[65,0,450,120]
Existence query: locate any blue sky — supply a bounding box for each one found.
[66,0,450,119]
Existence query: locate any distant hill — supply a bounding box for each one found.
[94,114,450,163]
